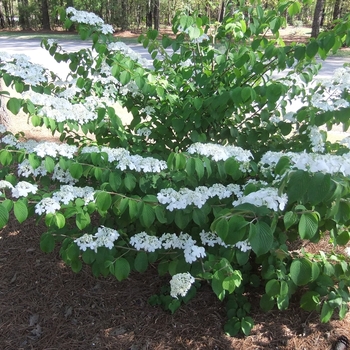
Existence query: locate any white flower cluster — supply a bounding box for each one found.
[199,231,251,252]
[232,187,288,211]
[17,159,77,184]
[140,106,155,116]
[0,52,47,86]
[35,185,95,214]
[11,181,38,198]
[107,42,149,66]
[157,183,242,211]
[74,226,120,252]
[52,185,95,205]
[18,159,48,178]
[23,91,97,124]
[130,231,205,263]
[81,145,167,173]
[66,7,113,34]
[33,142,77,159]
[311,66,350,112]
[340,136,350,149]
[260,150,350,176]
[0,180,13,190]
[35,197,61,215]
[170,272,195,298]
[306,125,325,153]
[0,124,7,133]
[187,142,253,170]
[137,127,152,137]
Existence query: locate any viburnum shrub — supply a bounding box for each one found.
[1,2,350,336]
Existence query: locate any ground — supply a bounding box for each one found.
[1,27,350,350]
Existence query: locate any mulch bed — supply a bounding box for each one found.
[1,216,349,350]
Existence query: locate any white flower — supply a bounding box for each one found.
[232,187,288,211]
[1,134,18,146]
[129,232,162,252]
[183,244,206,263]
[200,230,226,247]
[35,197,61,215]
[307,125,325,153]
[74,233,96,251]
[0,124,7,133]
[0,180,14,189]
[12,181,38,198]
[345,246,350,257]
[187,143,252,170]
[235,240,251,252]
[170,272,195,298]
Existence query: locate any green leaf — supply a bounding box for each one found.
[0,150,13,166]
[0,204,10,229]
[306,40,319,59]
[124,173,137,192]
[69,163,83,179]
[224,317,241,336]
[6,97,22,115]
[155,205,168,224]
[298,212,318,239]
[120,71,131,85]
[114,258,131,281]
[128,200,139,221]
[192,208,206,226]
[174,211,190,229]
[44,156,55,173]
[95,191,112,212]
[284,211,298,230]
[54,213,66,229]
[275,156,290,175]
[222,276,237,294]
[287,1,301,16]
[241,316,254,336]
[224,158,241,180]
[265,279,280,297]
[134,251,148,273]
[307,173,331,205]
[14,200,28,223]
[290,258,312,286]
[140,203,155,228]
[321,301,334,323]
[287,170,310,203]
[213,218,229,242]
[40,232,55,253]
[260,294,275,312]
[300,291,320,311]
[249,222,273,256]
[212,270,226,301]
[76,212,91,230]
[194,158,204,180]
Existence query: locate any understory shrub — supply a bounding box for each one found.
[1,1,350,336]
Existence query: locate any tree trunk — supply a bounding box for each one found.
[218,0,225,22]
[146,0,152,29]
[153,0,159,30]
[332,0,342,21]
[120,0,128,30]
[41,0,50,30]
[311,0,325,38]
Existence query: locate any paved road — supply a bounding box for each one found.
[1,36,350,78]
[1,36,349,139]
